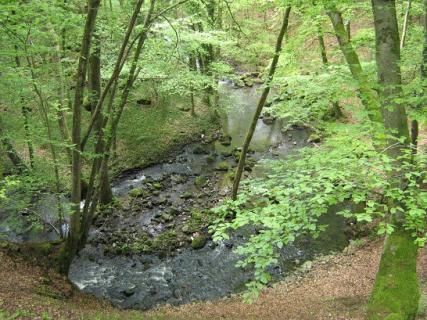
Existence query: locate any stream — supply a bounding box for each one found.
[0,82,350,310]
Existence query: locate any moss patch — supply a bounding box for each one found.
[367,228,420,320]
[114,94,219,173]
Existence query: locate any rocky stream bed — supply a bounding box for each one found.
[0,81,351,310]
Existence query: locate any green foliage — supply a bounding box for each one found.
[211,122,427,295]
[269,67,355,129]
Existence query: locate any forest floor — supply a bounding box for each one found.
[1,237,427,320]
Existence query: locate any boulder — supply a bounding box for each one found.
[191,233,208,250]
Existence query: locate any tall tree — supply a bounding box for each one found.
[327,7,382,124]
[367,0,419,318]
[60,0,101,275]
[231,6,291,200]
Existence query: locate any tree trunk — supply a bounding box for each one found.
[317,27,342,118]
[78,0,155,248]
[401,0,412,50]
[81,0,145,150]
[231,7,291,200]
[328,9,382,124]
[367,1,419,318]
[413,0,427,152]
[60,0,101,275]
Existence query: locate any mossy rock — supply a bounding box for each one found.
[181,191,193,199]
[160,213,173,222]
[233,150,241,162]
[151,230,178,253]
[181,224,193,234]
[244,158,257,171]
[225,170,236,181]
[194,176,208,189]
[244,78,254,87]
[215,161,230,171]
[191,234,208,250]
[129,188,144,198]
[307,133,321,143]
[152,182,163,190]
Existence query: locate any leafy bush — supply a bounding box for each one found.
[211,123,427,297]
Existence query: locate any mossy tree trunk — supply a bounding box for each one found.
[367,1,419,319]
[328,8,382,124]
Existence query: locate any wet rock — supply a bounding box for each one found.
[215,161,230,172]
[219,135,232,146]
[262,115,276,125]
[192,145,209,155]
[156,196,168,205]
[220,151,232,157]
[122,285,136,297]
[171,175,188,184]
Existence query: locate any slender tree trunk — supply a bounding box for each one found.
[317,27,342,118]
[12,10,34,169]
[328,9,382,124]
[81,0,145,150]
[79,0,155,247]
[367,1,419,318]
[401,0,412,50]
[60,0,101,275]
[231,7,291,200]
[413,0,427,151]
[189,53,197,116]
